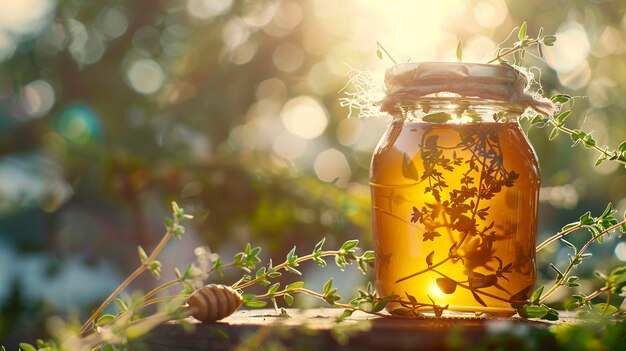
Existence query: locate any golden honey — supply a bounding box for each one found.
[370,119,540,316]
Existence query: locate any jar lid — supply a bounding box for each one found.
[385,62,520,92]
[381,62,554,116]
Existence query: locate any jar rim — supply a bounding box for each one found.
[379,61,555,117]
[385,62,521,91]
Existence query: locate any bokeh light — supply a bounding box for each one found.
[56,103,101,144]
[19,80,55,119]
[126,59,165,95]
[0,0,55,36]
[280,96,328,140]
[0,0,56,62]
[187,0,233,21]
[313,148,351,186]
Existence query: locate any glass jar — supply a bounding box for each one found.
[370,62,541,317]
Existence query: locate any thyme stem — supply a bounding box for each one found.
[79,217,181,334]
[233,251,341,290]
[376,41,398,65]
[539,219,626,304]
[548,120,626,165]
[485,38,541,64]
[536,223,584,252]
[291,288,389,317]
[584,285,609,302]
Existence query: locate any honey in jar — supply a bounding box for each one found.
[370,62,548,316]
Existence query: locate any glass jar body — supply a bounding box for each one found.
[370,104,540,316]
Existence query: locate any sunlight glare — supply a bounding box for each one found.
[280,96,328,139]
[429,281,446,299]
[355,0,469,62]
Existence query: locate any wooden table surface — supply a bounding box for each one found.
[139,308,570,350]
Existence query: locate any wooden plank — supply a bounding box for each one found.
[138,308,564,350]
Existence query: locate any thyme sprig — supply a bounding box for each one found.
[515,203,626,320]
[79,202,193,335]
[486,21,556,64]
[538,219,626,304]
[529,94,626,167]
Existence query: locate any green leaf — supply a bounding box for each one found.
[164,217,173,229]
[549,128,559,140]
[551,94,571,104]
[559,239,577,254]
[530,286,544,304]
[372,300,388,312]
[213,256,224,277]
[101,345,117,351]
[241,293,256,303]
[341,239,359,251]
[19,344,37,351]
[402,153,420,181]
[283,293,294,306]
[250,246,261,257]
[284,266,301,275]
[543,35,557,46]
[618,141,626,153]
[286,246,297,263]
[358,259,367,274]
[561,221,580,231]
[149,260,162,279]
[595,155,606,166]
[595,271,609,282]
[97,314,116,326]
[518,21,527,41]
[313,257,327,267]
[522,305,548,318]
[286,281,304,291]
[600,203,614,219]
[550,263,565,281]
[114,297,128,312]
[313,238,325,253]
[530,115,545,126]
[610,265,626,278]
[583,135,597,148]
[323,278,333,294]
[555,110,571,124]
[336,309,354,322]
[566,276,579,287]
[456,39,463,62]
[172,224,185,240]
[579,211,594,225]
[593,303,618,315]
[543,307,560,321]
[324,288,341,305]
[422,112,451,123]
[137,246,148,264]
[268,283,280,295]
[245,300,268,308]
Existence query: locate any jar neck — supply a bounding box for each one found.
[391,97,524,123]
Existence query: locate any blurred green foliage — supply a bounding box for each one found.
[1,0,626,348]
